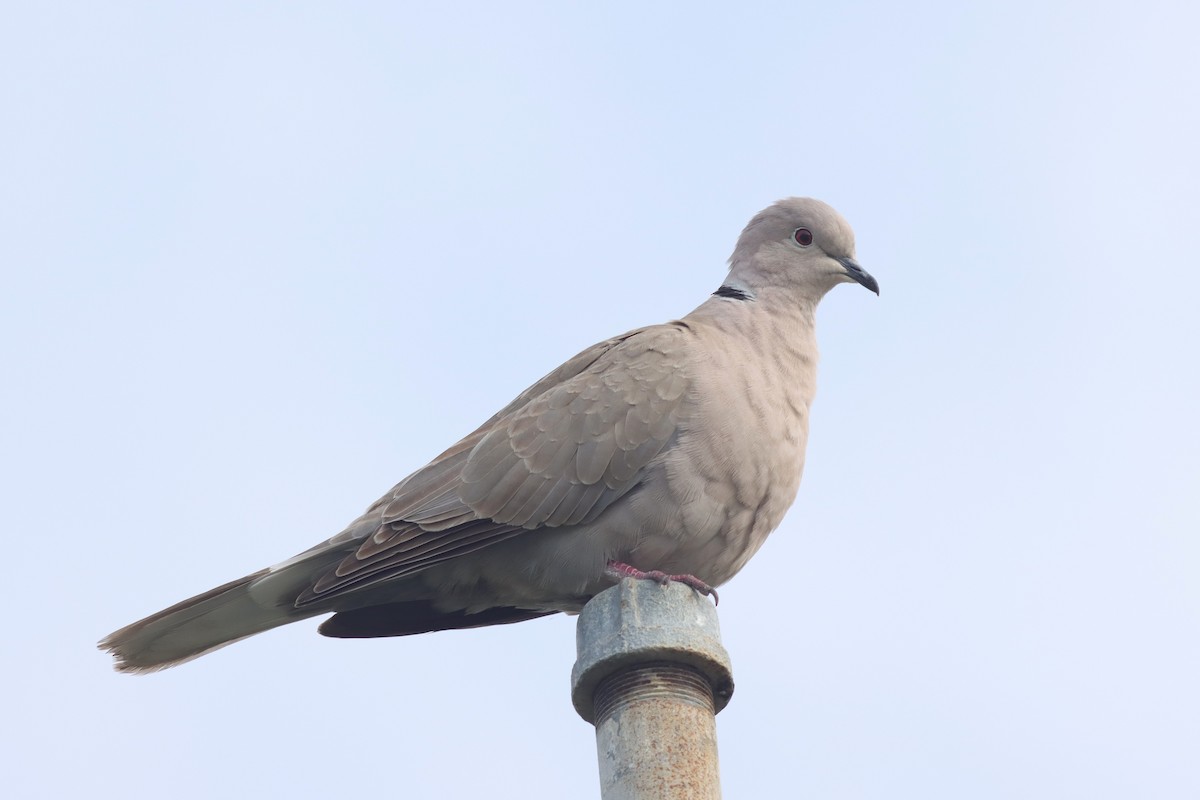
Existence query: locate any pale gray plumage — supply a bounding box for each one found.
[100,197,878,673]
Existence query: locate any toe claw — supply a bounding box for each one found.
[605,561,719,605]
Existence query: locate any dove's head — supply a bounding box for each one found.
[724,197,878,300]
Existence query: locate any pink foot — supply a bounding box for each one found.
[605,560,719,605]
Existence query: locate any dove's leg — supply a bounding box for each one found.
[605,560,719,605]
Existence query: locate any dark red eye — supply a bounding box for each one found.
[793,227,813,246]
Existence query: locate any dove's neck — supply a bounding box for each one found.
[687,286,820,345]
[684,287,821,419]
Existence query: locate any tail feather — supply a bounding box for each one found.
[98,565,327,674]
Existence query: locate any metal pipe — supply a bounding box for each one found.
[571,579,735,799]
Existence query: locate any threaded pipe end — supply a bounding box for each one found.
[593,661,715,725]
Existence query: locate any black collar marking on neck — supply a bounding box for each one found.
[713,284,754,301]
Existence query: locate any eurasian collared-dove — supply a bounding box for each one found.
[100,197,878,673]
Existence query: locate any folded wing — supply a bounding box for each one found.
[295,323,692,606]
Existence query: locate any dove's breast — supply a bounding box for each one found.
[632,302,820,585]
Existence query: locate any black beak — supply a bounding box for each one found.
[837,257,879,295]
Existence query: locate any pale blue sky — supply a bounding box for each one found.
[3,3,1198,798]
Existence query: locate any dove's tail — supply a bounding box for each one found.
[98,560,331,674]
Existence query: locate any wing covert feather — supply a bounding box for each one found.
[458,326,690,527]
[298,323,692,606]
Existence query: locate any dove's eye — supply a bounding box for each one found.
[793,228,813,247]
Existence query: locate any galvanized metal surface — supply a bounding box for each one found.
[571,579,734,799]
